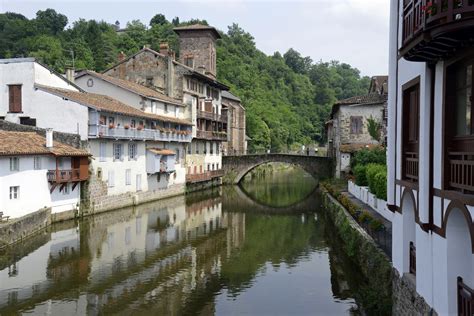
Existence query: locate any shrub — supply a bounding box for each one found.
[366,164,386,194]
[359,211,372,224]
[370,219,385,232]
[354,165,368,186]
[351,147,386,169]
[374,170,387,200]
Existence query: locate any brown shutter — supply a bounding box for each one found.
[9,85,22,113]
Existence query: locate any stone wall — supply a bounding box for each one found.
[186,178,221,193]
[336,104,384,145]
[0,120,84,148]
[0,208,51,248]
[392,269,434,315]
[178,30,217,77]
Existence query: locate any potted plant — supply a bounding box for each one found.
[137,125,144,131]
[124,124,130,130]
[109,123,115,129]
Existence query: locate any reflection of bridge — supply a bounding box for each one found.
[222,185,321,214]
[222,154,333,184]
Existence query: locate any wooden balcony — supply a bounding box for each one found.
[197,110,227,123]
[448,152,474,194]
[47,169,84,183]
[196,130,227,141]
[458,277,474,316]
[401,0,474,62]
[403,151,419,182]
[186,169,224,183]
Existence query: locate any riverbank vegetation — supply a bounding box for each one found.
[352,147,387,200]
[0,10,370,152]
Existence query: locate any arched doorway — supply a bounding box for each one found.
[445,205,473,315]
[401,189,417,274]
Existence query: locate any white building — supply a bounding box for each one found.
[0,58,192,206]
[388,1,474,314]
[0,130,89,218]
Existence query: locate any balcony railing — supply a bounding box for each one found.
[402,0,474,59]
[404,151,419,182]
[409,242,416,275]
[448,152,474,193]
[197,110,227,123]
[47,169,83,183]
[89,125,192,143]
[186,169,224,183]
[458,277,474,316]
[196,130,227,141]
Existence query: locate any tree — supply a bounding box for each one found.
[367,116,382,142]
[34,9,67,35]
[28,35,65,71]
[150,14,168,26]
[283,48,312,74]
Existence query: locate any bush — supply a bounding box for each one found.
[366,164,386,194]
[351,147,386,169]
[374,170,387,200]
[359,211,372,224]
[354,165,368,186]
[370,219,385,232]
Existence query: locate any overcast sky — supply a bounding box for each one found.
[0,0,390,76]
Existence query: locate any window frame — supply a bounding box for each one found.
[34,156,42,170]
[10,157,19,171]
[8,84,22,113]
[128,143,137,161]
[113,143,123,161]
[9,186,19,200]
[350,116,363,135]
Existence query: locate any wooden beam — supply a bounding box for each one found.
[50,183,57,194]
[72,182,79,192]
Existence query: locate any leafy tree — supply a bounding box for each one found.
[367,115,381,142]
[150,14,168,26]
[34,9,67,35]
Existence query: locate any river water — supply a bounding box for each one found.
[0,166,379,315]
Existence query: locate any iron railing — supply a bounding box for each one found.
[89,125,192,143]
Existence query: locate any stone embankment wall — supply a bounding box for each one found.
[392,270,434,315]
[321,189,393,315]
[0,208,51,249]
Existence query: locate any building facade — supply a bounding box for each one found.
[388,1,474,314]
[103,24,229,187]
[222,91,247,156]
[0,130,89,219]
[327,81,387,178]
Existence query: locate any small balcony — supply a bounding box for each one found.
[403,151,419,182]
[197,110,227,123]
[47,169,85,183]
[89,125,192,143]
[186,169,224,183]
[401,0,474,62]
[196,130,227,141]
[447,151,474,194]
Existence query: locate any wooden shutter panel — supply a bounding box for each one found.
[9,85,22,113]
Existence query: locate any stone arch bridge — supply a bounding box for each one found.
[222,154,334,184]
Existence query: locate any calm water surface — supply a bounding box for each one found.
[0,166,372,315]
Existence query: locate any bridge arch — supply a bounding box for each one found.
[222,154,333,184]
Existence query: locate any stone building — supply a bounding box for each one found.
[326,76,388,177]
[388,0,474,314]
[103,24,229,188]
[221,91,247,155]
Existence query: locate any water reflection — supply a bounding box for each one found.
[0,168,386,315]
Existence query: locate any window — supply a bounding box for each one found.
[108,170,115,187]
[108,117,115,126]
[210,142,214,155]
[217,144,220,155]
[165,104,168,113]
[136,174,142,191]
[206,86,211,98]
[184,56,194,68]
[63,184,69,195]
[402,80,420,181]
[157,173,161,182]
[195,142,200,154]
[146,76,153,86]
[34,156,41,170]
[187,144,191,154]
[99,115,107,125]
[128,143,137,160]
[8,85,22,113]
[350,116,363,134]
[131,120,136,128]
[9,186,19,199]
[113,143,123,161]
[198,84,204,94]
[176,149,180,163]
[10,157,19,171]
[204,142,207,154]
[207,164,210,171]
[125,169,131,185]
[99,142,106,162]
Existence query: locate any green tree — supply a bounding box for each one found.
[149,14,168,26]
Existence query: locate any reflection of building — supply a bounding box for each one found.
[388,0,474,314]
[326,76,387,178]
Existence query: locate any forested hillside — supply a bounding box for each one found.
[0,10,370,152]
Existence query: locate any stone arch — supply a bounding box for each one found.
[443,201,474,315]
[400,188,417,273]
[235,160,315,184]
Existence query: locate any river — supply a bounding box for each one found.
[0,165,379,315]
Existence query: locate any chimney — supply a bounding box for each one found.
[160,42,169,56]
[118,51,126,62]
[46,128,53,148]
[65,67,75,83]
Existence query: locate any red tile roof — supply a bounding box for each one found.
[77,71,185,107]
[36,85,192,126]
[336,93,387,106]
[0,131,89,156]
[173,24,221,38]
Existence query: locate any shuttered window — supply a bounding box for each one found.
[8,85,22,113]
[350,116,363,134]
